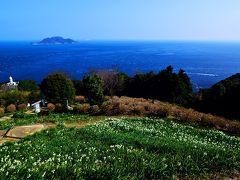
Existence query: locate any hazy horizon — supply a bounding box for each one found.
[1,0,240,41]
[2,39,240,43]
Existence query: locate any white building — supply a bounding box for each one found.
[7,76,18,86]
[1,76,19,90]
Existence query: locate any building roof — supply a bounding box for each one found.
[31,101,41,106]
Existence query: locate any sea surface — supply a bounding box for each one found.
[1,41,240,91]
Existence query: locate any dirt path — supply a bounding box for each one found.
[0,115,13,122]
[0,120,100,145]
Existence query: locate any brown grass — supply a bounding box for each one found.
[101,96,240,134]
[17,104,27,111]
[91,105,100,113]
[0,107,4,114]
[47,103,55,111]
[75,96,85,103]
[74,103,91,114]
[6,104,16,113]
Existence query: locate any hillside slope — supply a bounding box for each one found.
[0,117,239,179]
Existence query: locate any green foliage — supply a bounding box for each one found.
[0,113,92,130]
[196,73,240,120]
[0,90,29,106]
[12,111,36,119]
[72,80,84,95]
[0,117,239,179]
[41,73,76,103]
[18,80,39,92]
[125,66,193,105]
[28,91,41,103]
[83,74,105,105]
[93,70,130,96]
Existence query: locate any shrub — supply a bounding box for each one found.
[47,103,55,111]
[91,105,100,113]
[101,101,113,115]
[6,104,16,113]
[74,103,90,114]
[133,104,145,115]
[155,106,170,118]
[75,96,85,103]
[0,90,29,106]
[73,103,81,113]
[118,104,128,115]
[17,104,27,111]
[55,103,63,112]
[0,107,5,114]
[80,104,90,114]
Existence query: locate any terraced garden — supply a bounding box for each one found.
[0,116,239,179]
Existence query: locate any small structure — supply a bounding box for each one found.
[1,76,19,91]
[31,99,47,113]
[31,101,41,113]
[7,76,18,86]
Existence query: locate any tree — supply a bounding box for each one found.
[92,70,130,96]
[95,70,119,96]
[18,80,39,92]
[175,69,193,105]
[72,80,84,95]
[41,73,75,103]
[82,74,105,105]
[152,65,179,102]
[126,71,156,98]
[196,73,240,119]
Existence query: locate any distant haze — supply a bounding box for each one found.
[1,0,240,41]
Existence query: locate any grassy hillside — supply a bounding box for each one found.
[0,117,239,179]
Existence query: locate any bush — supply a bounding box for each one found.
[6,104,16,113]
[73,103,90,114]
[55,103,63,112]
[0,107,5,114]
[41,73,76,103]
[79,104,90,114]
[17,104,27,111]
[101,101,113,115]
[155,106,170,118]
[133,104,145,115]
[47,103,55,111]
[75,96,85,103]
[91,105,100,113]
[0,90,29,106]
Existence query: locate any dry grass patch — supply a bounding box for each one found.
[102,96,240,134]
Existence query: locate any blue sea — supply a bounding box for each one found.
[1,41,240,90]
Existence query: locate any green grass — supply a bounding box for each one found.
[0,117,239,179]
[0,113,93,130]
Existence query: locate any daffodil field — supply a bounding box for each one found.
[0,117,240,179]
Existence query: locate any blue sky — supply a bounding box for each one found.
[1,0,240,41]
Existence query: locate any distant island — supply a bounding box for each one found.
[33,36,77,45]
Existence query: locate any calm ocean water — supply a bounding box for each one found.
[1,41,240,90]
